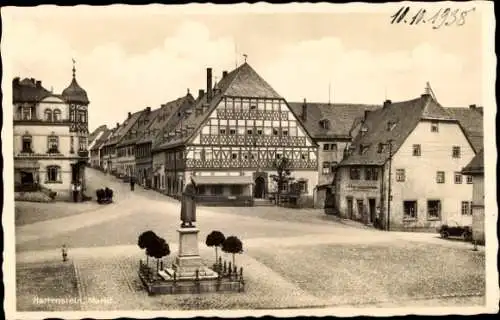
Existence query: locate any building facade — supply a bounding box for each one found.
[335,94,480,231]
[13,65,90,200]
[136,94,195,188]
[153,63,318,206]
[289,101,381,208]
[462,149,485,244]
[90,128,112,169]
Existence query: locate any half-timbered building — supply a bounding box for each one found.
[153,63,318,206]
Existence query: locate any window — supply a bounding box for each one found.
[231,153,238,160]
[247,129,253,135]
[53,109,61,121]
[46,165,60,183]
[386,121,396,131]
[219,128,226,135]
[213,185,223,195]
[79,137,87,151]
[377,143,385,153]
[454,172,463,184]
[466,175,473,184]
[230,185,243,196]
[280,182,288,192]
[22,107,32,120]
[45,109,53,121]
[331,144,338,152]
[412,144,421,156]
[452,146,461,158]
[365,167,379,180]
[349,167,361,180]
[436,171,445,184]
[282,129,289,136]
[403,201,417,219]
[229,128,236,135]
[272,128,279,136]
[257,129,263,135]
[22,135,32,153]
[461,201,472,215]
[47,135,59,153]
[395,169,405,182]
[297,179,308,193]
[431,121,439,132]
[427,200,441,219]
[322,162,331,175]
[323,144,330,151]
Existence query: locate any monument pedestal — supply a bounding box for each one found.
[165,227,218,280]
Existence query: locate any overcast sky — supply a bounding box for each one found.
[2,4,487,132]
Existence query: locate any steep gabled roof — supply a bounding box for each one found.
[90,128,113,151]
[462,148,484,175]
[153,62,285,151]
[117,107,161,147]
[288,102,381,139]
[339,94,463,166]
[446,107,484,152]
[102,111,143,147]
[138,94,195,146]
[89,125,108,144]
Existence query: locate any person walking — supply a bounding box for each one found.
[130,176,135,191]
[61,244,68,262]
[71,182,78,203]
[76,181,82,202]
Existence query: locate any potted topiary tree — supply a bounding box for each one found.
[206,231,225,265]
[222,236,244,266]
[148,235,171,273]
[138,230,158,267]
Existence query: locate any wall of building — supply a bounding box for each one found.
[471,175,484,243]
[388,120,475,230]
[36,97,69,120]
[335,166,381,223]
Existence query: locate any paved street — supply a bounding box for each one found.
[15,168,486,311]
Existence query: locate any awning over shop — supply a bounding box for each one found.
[14,160,40,170]
[191,175,254,185]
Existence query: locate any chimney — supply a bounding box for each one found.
[302,98,307,121]
[469,104,477,109]
[30,78,35,84]
[116,122,120,128]
[364,110,370,120]
[207,68,213,102]
[128,112,132,119]
[198,89,205,99]
[36,80,42,88]
[383,100,392,108]
[13,77,20,86]
[477,107,483,115]
[222,70,228,78]
[146,107,151,112]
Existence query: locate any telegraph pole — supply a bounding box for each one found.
[386,139,393,231]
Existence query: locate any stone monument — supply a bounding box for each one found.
[165,180,218,280]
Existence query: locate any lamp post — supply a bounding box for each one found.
[381,139,393,231]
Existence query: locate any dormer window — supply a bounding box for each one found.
[319,119,330,130]
[377,143,384,153]
[387,121,397,131]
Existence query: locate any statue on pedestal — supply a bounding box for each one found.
[180,181,197,228]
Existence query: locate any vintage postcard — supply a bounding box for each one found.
[1,2,498,319]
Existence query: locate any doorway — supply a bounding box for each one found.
[356,199,364,221]
[254,176,265,199]
[347,197,354,219]
[20,171,34,185]
[369,198,376,223]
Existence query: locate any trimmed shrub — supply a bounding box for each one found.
[206,231,226,264]
[222,236,244,266]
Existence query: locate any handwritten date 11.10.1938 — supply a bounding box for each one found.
[390,6,476,29]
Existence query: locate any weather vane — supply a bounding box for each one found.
[72,58,76,78]
[243,54,248,63]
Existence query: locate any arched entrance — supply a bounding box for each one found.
[254,176,266,199]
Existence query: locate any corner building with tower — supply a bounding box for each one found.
[13,63,90,200]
